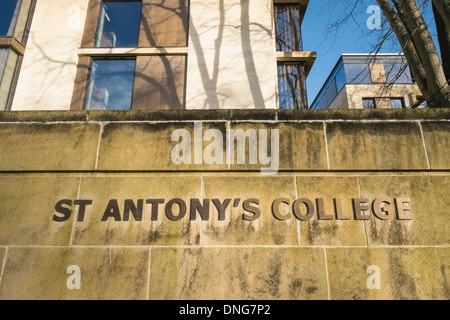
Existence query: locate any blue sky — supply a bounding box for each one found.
[302,0,439,105]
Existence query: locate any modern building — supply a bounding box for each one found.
[1,0,316,111]
[310,53,424,110]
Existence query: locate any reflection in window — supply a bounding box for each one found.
[384,63,413,84]
[85,59,136,110]
[0,50,8,79]
[0,49,19,110]
[390,98,404,109]
[344,63,371,84]
[95,1,142,48]
[278,63,307,109]
[335,64,346,93]
[363,98,376,109]
[0,0,19,36]
[274,4,302,52]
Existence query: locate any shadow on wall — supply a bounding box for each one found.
[186,0,273,109]
[136,0,275,110]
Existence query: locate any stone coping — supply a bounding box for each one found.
[0,108,449,122]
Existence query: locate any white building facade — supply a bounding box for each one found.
[1,0,316,111]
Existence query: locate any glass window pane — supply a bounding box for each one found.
[390,98,404,109]
[86,59,136,110]
[363,98,376,109]
[335,64,346,93]
[385,63,413,83]
[275,4,302,52]
[0,49,8,79]
[0,49,19,110]
[0,0,19,36]
[95,1,142,48]
[278,63,307,109]
[344,63,371,84]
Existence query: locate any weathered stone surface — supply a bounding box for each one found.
[72,176,202,246]
[296,176,367,246]
[326,122,429,170]
[277,108,450,121]
[149,247,328,300]
[421,121,450,170]
[326,247,450,300]
[0,176,80,246]
[228,122,328,171]
[202,176,298,245]
[97,122,228,171]
[0,123,100,171]
[359,175,450,246]
[1,108,449,123]
[0,109,448,301]
[0,247,5,271]
[0,247,149,300]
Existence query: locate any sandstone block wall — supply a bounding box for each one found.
[0,109,448,300]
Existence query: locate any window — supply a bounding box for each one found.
[274,2,310,109]
[0,49,19,109]
[384,63,413,84]
[278,63,308,109]
[335,64,346,93]
[95,1,142,48]
[85,59,136,110]
[363,98,376,109]
[390,98,404,109]
[344,63,372,84]
[274,4,302,52]
[310,60,346,109]
[416,97,428,109]
[0,0,35,110]
[0,0,19,36]
[72,0,189,111]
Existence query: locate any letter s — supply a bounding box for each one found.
[53,199,73,222]
[242,199,261,221]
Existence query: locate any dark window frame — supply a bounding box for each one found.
[0,0,36,111]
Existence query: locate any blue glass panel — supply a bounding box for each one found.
[96,1,142,48]
[0,0,19,36]
[363,98,376,109]
[385,63,413,83]
[390,98,404,109]
[335,64,346,92]
[86,59,136,110]
[344,63,371,84]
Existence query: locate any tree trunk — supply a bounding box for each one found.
[432,0,450,81]
[377,0,430,99]
[399,0,450,107]
[377,0,450,107]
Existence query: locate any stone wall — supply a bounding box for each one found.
[0,109,448,300]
